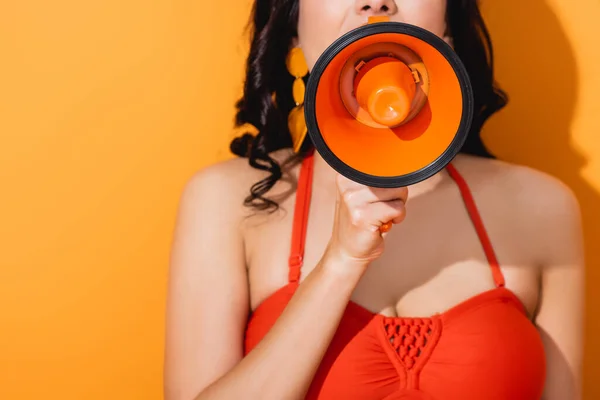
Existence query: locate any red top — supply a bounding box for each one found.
[244,152,547,400]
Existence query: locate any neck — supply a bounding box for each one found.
[311,149,450,198]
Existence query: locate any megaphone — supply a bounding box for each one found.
[303,16,474,188]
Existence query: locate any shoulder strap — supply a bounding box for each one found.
[288,151,315,284]
[286,157,504,287]
[446,163,505,287]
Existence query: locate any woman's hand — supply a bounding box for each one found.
[325,173,408,269]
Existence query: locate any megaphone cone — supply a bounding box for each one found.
[304,19,474,188]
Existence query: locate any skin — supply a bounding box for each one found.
[164,1,585,399]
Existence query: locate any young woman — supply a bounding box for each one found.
[164,1,585,399]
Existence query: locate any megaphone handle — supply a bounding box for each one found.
[380,221,393,233]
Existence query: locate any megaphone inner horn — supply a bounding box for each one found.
[339,42,430,129]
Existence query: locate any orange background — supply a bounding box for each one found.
[0,0,598,399]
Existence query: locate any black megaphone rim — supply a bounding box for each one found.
[304,21,474,188]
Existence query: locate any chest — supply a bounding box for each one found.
[244,178,541,319]
[243,286,547,400]
[297,300,546,400]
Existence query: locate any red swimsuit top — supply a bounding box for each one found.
[244,152,547,400]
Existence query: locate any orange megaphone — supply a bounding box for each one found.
[304,17,474,188]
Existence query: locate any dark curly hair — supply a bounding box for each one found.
[230,0,507,212]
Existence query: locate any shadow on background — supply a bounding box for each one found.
[481,1,600,397]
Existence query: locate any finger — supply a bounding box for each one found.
[339,185,408,207]
[366,186,409,204]
[361,199,407,232]
[336,174,408,205]
[378,199,407,225]
[351,188,408,210]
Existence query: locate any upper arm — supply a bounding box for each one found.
[164,163,250,400]
[529,176,585,400]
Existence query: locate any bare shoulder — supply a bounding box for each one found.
[182,148,298,218]
[184,155,258,203]
[453,154,581,218]
[452,154,583,266]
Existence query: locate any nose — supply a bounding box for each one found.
[355,0,398,16]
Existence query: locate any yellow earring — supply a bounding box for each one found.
[285,47,309,153]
